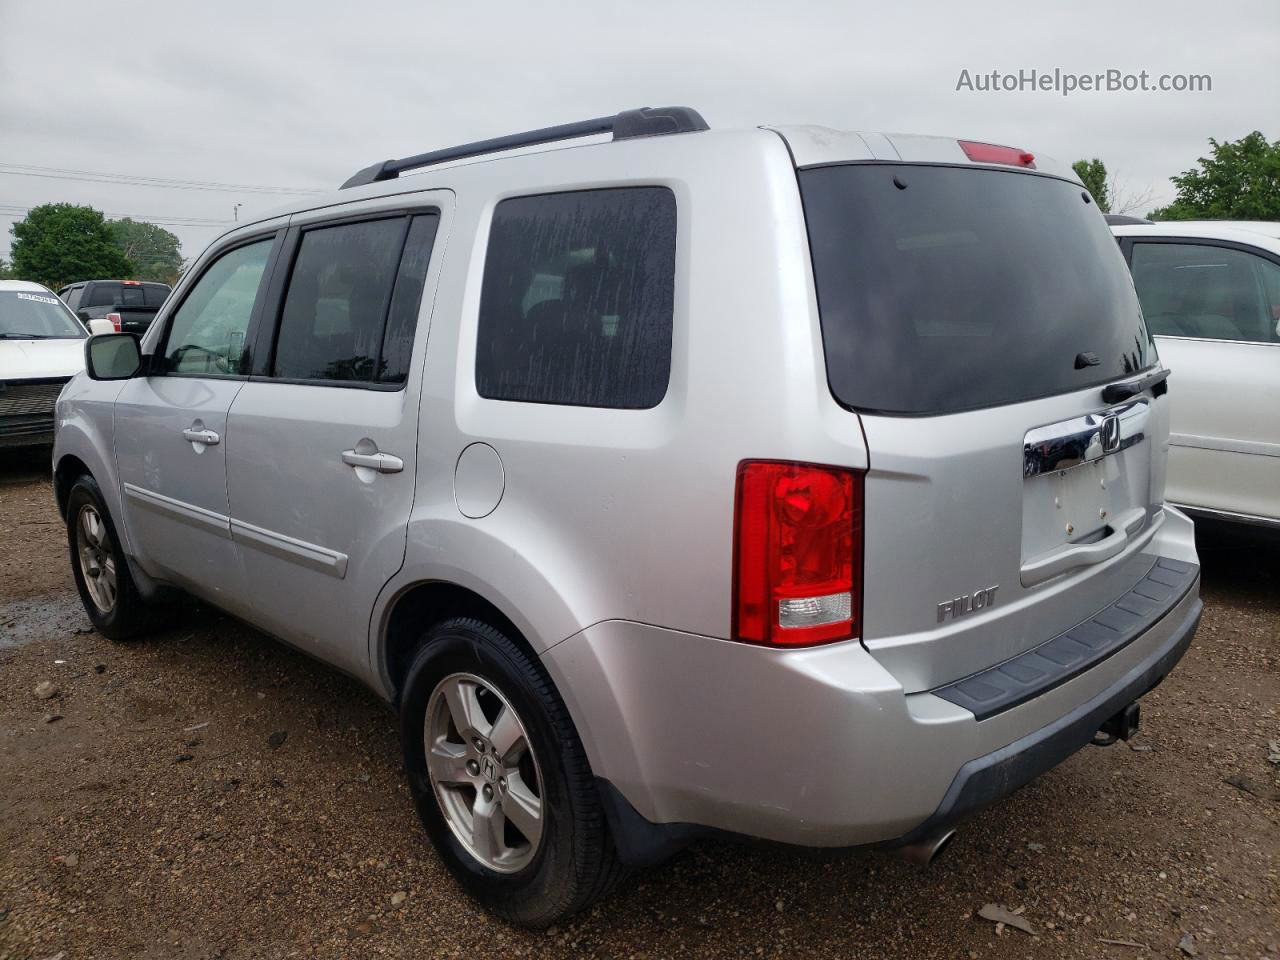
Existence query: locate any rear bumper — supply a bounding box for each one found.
[543,558,1200,853]
[889,586,1199,846]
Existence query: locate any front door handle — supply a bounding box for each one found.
[341,449,404,474]
[182,426,220,446]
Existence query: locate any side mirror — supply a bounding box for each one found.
[86,317,115,336]
[85,334,142,381]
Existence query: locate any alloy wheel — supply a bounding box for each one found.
[76,504,117,614]
[424,672,544,873]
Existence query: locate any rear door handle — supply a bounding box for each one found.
[182,427,220,446]
[341,449,404,474]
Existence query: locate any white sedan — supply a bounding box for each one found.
[1110,220,1280,530]
[0,279,97,448]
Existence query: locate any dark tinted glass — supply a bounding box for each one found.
[120,284,145,306]
[1130,242,1280,344]
[379,214,439,385]
[800,165,1154,415]
[143,284,169,307]
[85,284,122,307]
[273,218,408,382]
[476,187,676,408]
[64,286,82,310]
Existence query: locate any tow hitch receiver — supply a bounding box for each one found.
[1092,702,1141,746]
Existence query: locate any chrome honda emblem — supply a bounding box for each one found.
[1100,414,1121,453]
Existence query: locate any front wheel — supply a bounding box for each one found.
[400,618,626,926]
[65,475,154,640]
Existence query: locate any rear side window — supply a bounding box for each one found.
[800,165,1154,415]
[85,284,122,308]
[476,187,676,409]
[271,214,437,384]
[1130,242,1280,344]
[64,286,83,311]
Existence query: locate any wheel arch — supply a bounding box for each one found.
[54,453,93,519]
[378,580,543,707]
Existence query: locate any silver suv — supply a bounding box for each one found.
[53,107,1202,926]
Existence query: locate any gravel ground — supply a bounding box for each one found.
[1,447,1277,959]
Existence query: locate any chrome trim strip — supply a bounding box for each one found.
[1170,432,1280,459]
[1154,334,1280,347]
[1023,399,1149,479]
[122,482,231,540]
[1176,504,1280,530]
[229,517,349,579]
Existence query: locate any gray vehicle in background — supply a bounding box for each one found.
[52,107,1201,925]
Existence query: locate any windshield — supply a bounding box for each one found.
[0,290,86,339]
[799,164,1155,415]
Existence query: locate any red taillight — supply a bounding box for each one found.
[107,312,122,332]
[733,460,864,647]
[122,280,141,285]
[958,140,1036,168]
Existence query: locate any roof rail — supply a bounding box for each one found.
[340,106,708,189]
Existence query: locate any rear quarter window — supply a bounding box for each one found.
[475,187,676,409]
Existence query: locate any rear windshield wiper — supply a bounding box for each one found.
[1102,367,1170,404]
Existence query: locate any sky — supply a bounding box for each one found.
[1,0,1276,265]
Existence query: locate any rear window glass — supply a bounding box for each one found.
[475,187,676,409]
[800,165,1154,415]
[120,284,145,306]
[85,284,122,308]
[143,284,169,307]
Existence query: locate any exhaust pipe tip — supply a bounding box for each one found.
[894,829,957,866]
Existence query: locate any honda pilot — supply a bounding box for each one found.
[52,107,1201,926]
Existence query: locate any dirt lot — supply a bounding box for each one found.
[1,448,1277,960]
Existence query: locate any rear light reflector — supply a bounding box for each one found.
[958,140,1036,168]
[107,312,122,332]
[733,460,864,647]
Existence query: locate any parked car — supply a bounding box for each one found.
[1110,220,1280,530]
[58,279,171,335]
[1,280,91,447]
[53,107,1201,925]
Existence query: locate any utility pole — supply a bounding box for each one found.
[233,203,243,222]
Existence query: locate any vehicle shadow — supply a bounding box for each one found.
[1194,517,1280,607]
[0,445,51,485]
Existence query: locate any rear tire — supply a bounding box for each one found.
[65,475,154,641]
[400,617,626,926]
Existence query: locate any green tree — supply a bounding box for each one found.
[1072,158,1111,212]
[9,203,133,289]
[108,217,183,284]
[1149,131,1280,221]
[0,258,17,280]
